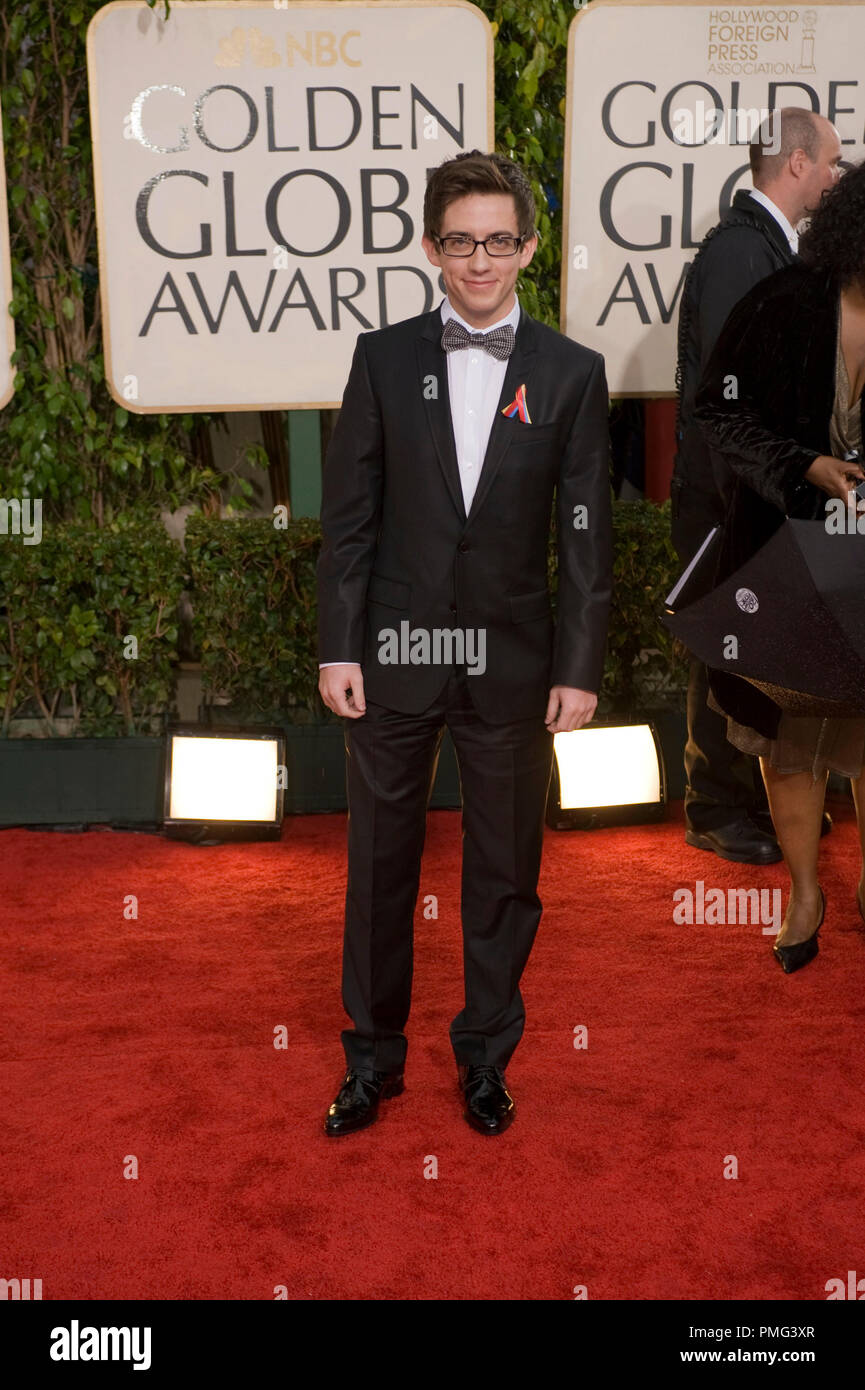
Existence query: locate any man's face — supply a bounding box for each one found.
[421,192,537,328]
[798,121,843,216]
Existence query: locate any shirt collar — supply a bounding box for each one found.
[748,187,799,253]
[440,294,521,334]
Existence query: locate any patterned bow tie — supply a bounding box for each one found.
[441,318,515,361]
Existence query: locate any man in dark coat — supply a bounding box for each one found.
[672,107,842,863]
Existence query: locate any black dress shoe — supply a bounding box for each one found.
[685,818,782,864]
[751,809,833,839]
[457,1064,515,1135]
[773,886,825,975]
[323,1068,404,1137]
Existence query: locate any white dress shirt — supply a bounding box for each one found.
[440,293,521,515]
[748,187,799,253]
[320,294,521,668]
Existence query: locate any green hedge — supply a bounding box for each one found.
[0,515,184,736]
[186,514,324,724]
[0,501,686,736]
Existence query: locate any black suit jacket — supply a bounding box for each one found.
[672,189,795,537]
[694,261,859,737]
[316,302,613,723]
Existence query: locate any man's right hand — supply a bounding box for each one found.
[804,454,865,499]
[319,664,366,718]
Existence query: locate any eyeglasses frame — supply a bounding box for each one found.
[433,232,527,258]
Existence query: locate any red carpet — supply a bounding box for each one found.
[3,798,865,1301]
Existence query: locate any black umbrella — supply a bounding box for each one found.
[662,517,865,716]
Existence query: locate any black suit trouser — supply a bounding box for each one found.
[339,667,554,1073]
[671,483,769,830]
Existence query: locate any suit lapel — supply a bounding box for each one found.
[417,312,466,521]
[416,304,540,525]
[467,313,539,522]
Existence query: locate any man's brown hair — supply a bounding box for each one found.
[423,150,536,242]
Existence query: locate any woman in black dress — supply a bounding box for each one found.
[694,158,865,973]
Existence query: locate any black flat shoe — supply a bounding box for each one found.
[323,1067,404,1136]
[685,819,782,864]
[457,1064,515,1135]
[773,886,825,975]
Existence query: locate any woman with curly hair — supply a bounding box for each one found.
[694,156,865,973]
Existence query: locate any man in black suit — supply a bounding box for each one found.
[317,150,612,1136]
[672,107,842,864]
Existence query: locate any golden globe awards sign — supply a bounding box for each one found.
[561,0,865,395]
[87,0,492,412]
[0,95,15,410]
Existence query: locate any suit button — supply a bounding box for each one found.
[457,540,470,553]
[450,605,457,616]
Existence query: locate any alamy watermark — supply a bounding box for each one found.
[49,1321,151,1371]
[671,104,781,151]
[673,879,782,935]
[0,497,42,545]
[377,622,486,675]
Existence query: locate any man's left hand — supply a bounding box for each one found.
[544,686,597,734]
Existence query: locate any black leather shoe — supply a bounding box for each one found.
[751,809,832,839]
[457,1064,515,1135]
[685,818,782,864]
[773,886,825,975]
[323,1068,404,1137]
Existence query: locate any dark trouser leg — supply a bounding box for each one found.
[340,692,446,1074]
[684,657,767,831]
[446,676,554,1070]
[672,490,767,831]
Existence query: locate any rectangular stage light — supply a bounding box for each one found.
[163,724,285,842]
[547,722,666,829]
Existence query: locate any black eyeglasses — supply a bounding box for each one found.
[435,234,525,258]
